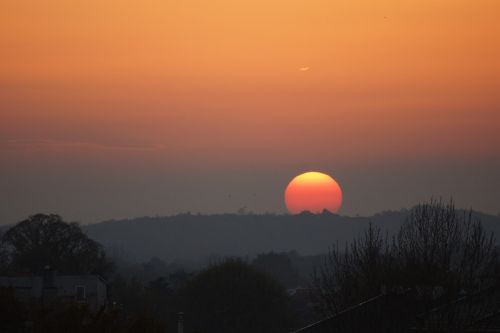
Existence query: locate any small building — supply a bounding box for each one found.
[0,272,107,312]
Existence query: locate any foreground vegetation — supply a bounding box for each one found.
[312,200,500,331]
[1,200,499,332]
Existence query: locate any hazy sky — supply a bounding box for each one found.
[1,0,499,224]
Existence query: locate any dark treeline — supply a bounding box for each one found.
[107,258,307,333]
[84,209,500,265]
[107,251,320,332]
[1,202,500,332]
[0,214,320,332]
[313,201,500,315]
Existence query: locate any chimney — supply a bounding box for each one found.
[177,312,184,333]
[42,265,56,288]
[42,265,57,305]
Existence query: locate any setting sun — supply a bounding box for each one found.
[284,172,343,214]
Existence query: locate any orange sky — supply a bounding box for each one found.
[1,0,499,222]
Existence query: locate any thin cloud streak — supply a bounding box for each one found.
[0,139,168,153]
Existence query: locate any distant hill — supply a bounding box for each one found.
[84,210,500,264]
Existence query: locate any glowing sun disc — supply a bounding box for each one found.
[284,171,343,214]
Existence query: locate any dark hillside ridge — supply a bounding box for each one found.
[84,210,500,263]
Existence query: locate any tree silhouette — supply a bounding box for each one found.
[1,214,113,276]
[312,222,393,316]
[180,259,295,333]
[252,252,303,288]
[312,200,499,323]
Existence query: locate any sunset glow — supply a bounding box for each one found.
[1,0,499,222]
[1,1,499,329]
[285,172,343,214]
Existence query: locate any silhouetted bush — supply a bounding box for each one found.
[252,252,304,288]
[179,259,295,333]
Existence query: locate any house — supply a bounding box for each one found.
[0,271,107,312]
